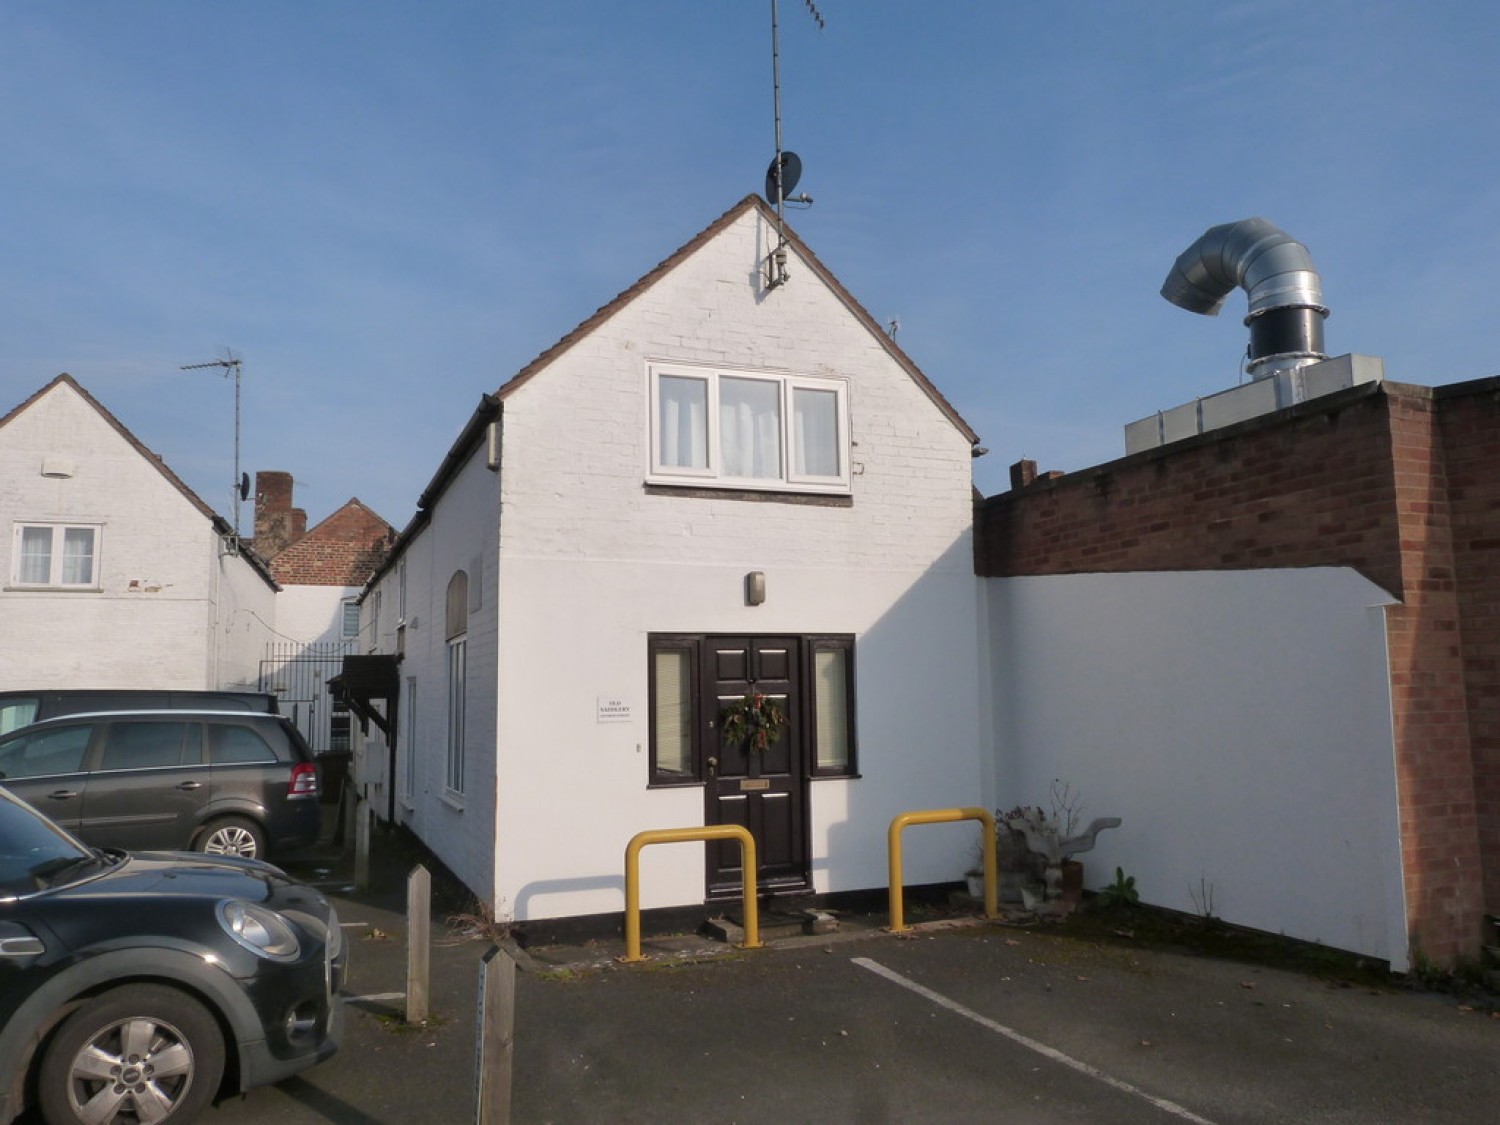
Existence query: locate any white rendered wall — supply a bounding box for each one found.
[988,568,1409,969]
[367,442,500,903]
[0,381,274,690]
[276,585,360,648]
[489,207,986,920]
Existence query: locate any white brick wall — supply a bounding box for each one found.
[0,380,275,690]
[376,206,988,917]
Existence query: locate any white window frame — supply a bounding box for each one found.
[11,523,101,589]
[647,361,851,494]
[445,637,466,798]
[341,601,361,639]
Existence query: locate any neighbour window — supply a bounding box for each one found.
[648,363,850,493]
[341,602,361,639]
[649,638,698,785]
[445,571,468,797]
[12,524,100,588]
[446,640,466,795]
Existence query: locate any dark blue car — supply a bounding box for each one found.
[0,786,344,1123]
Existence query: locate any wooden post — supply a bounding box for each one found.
[354,793,371,891]
[406,865,431,1024]
[474,943,517,1125]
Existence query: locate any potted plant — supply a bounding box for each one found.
[1002,781,1121,911]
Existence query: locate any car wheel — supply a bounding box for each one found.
[37,984,224,1125]
[195,816,266,860]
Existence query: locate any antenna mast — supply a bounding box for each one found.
[180,350,248,545]
[764,0,820,290]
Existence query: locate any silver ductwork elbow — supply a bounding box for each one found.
[1161,217,1328,379]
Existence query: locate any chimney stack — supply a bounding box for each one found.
[253,471,307,559]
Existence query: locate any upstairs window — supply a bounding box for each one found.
[649,362,850,493]
[12,524,99,589]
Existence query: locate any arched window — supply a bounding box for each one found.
[446,571,468,640]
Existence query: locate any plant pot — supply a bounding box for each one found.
[1061,859,1084,907]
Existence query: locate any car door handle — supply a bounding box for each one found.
[47,790,79,801]
[175,781,203,791]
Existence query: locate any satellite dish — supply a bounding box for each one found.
[764,151,802,205]
[239,472,251,501]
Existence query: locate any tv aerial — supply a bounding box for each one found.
[764,0,821,289]
[180,349,249,545]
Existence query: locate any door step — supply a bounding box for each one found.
[702,908,839,945]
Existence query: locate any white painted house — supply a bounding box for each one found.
[356,196,990,921]
[0,375,277,694]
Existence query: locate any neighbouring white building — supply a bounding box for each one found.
[353,196,991,922]
[0,375,278,692]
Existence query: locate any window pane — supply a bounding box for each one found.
[653,650,692,776]
[447,639,466,793]
[659,375,708,469]
[0,725,92,779]
[719,377,781,479]
[62,527,94,585]
[793,387,840,477]
[210,726,277,764]
[19,527,51,584]
[342,602,361,638]
[813,648,850,771]
[100,722,188,770]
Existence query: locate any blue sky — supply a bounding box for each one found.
[4,2,1497,530]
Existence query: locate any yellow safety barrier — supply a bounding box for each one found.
[623,825,762,963]
[887,807,998,932]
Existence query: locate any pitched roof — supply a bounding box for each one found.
[266,497,395,587]
[0,374,278,590]
[364,195,982,595]
[495,194,979,444]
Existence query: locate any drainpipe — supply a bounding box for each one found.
[1161,217,1328,379]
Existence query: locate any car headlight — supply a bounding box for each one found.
[218,900,302,962]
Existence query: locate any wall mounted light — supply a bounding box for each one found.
[745,571,766,606]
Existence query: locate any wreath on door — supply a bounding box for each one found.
[720,692,788,752]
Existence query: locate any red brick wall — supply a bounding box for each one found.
[975,384,1407,596]
[1439,384,1500,909]
[976,379,1496,966]
[1381,394,1484,965]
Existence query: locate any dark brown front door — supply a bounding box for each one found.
[703,636,810,898]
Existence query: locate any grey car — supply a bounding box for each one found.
[0,711,321,860]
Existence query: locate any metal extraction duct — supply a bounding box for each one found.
[1161,218,1328,379]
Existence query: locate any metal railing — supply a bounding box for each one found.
[888,807,998,932]
[623,825,763,962]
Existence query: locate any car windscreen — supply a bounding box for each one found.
[0,791,93,897]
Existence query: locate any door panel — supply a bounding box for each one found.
[704,636,809,897]
[79,721,205,850]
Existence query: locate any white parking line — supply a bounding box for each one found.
[852,957,1219,1125]
[345,992,406,1003]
